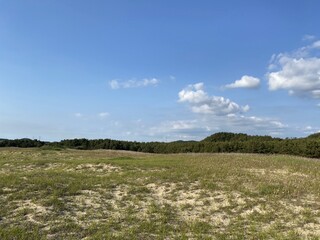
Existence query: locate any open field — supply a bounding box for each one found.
[0,148,319,239]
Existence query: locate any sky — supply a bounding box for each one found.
[1,0,320,142]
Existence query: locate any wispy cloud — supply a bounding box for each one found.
[303,34,316,41]
[109,78,159,89]
[225,75,260,89]
[148,114,287,141]
[149,120,210,141]
[169,75,176,81]
[178,83,249,115]
[74,113,83,118]
[299,125,320,135]
[98,112,109,118]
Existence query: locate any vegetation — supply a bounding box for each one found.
[0,148,319,239]
[202,132,276,142]
[307,132,320,140]
[1,132,320,158]
[0,138,45,148]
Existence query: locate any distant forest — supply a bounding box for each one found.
[1,132,320,158]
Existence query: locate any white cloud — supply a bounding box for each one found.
[178,83,207,103]
[267,41,320,99]
[305,126,313,130]
[74,113,83,118]
[98,112,109,118]
[303,35,316,41]
[169,75,176,81]
[225,75,260,89]
[146,82,291,141]
[109,78,159,89]
[178,83,249,115]
[312,40,320,49]
[148,114,287,141]
[226,114,287,130]
[152,120,199,132]
[109,80,120,89]
[149,120,214,141]
[170,120,197,130]
[299,125,320,135]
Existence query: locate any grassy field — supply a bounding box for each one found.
[0,148,319,239]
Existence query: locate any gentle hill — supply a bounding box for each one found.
[307,132,320,139]
[201,132,275,142]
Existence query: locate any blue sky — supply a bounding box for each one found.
[1,0,320,141]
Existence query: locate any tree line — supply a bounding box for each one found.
[0,132,319,158]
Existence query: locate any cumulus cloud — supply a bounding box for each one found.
[109,78,159,89]
[178,83,249,115]
[267,41,320,99]
[225,75,260,89]
[148,82,292,141]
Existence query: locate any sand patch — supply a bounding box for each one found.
[146,182,239,225]
[12,200,51,226]
[64,185,131,226]
[2,187,16,192]
[278,200,306,214]
[240,204,267,217]
[295,223,320,237]
[15,199,49,214]
[69,163,122,173]
[135,167,167,173]
[44,163,65,170]
[72,190,103,209]
[246,168,309,178]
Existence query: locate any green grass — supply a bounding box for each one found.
[0,148,320,239]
